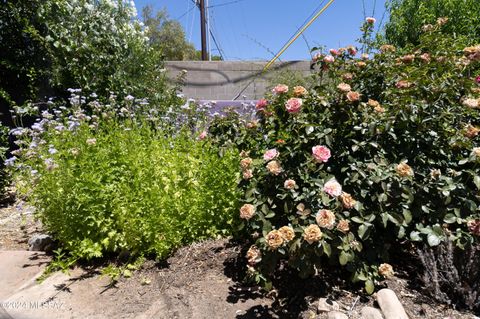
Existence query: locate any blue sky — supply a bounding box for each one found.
[135,0,388,61]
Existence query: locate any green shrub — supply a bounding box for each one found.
[8,96,241,260]
[237,24,480,293]
[0,121,8,197]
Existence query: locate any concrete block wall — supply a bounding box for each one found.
[165,61,312,100]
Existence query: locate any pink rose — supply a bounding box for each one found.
[256,98,268,110]
[264,148,279,161]
[285,98,302,114]
[323,55,335,63]
[329,49,340,56]
[366,17,376,24]
[272,84,288,95]
[347,46,357,56]
[198,131,207,140]
[476,76,480,84]
[323,179,342,197]
[312,145,331,163]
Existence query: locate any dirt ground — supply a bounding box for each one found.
[0,198,478,319]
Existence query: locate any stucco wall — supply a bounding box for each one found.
[165,61,312,100]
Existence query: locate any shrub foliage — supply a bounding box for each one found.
[237,23,480,293]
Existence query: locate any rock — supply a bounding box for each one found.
[317,298,340,313]
[327,311,348,319]
[28,234,53,251]
[377,288,409,319]
[361,306,384,319]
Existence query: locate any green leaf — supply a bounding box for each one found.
[358,224,370,240]
[474,176,480,190]
[339,251,349,266]
[365,279,375,295]
[410,231,421,241]
[323,242,331,257]
[427,233,441,247]
[443,213,456,224]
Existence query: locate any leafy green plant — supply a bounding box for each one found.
[237,22,480,294]
[8,94,241,263]
[0,121,9,198]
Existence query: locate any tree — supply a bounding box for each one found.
[380,0,480,47]
[142,5,197,61]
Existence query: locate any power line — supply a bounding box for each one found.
[176,5,196,21]
[207,0,249,9]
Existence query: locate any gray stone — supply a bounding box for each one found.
[327,311,348,319]
[317,298,340,313]
[28,234,53,251]
[377,288,409,319]
[361,306,384,319]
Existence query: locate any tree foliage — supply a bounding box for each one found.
[381,0,480,47]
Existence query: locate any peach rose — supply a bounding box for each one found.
[266,160,282,175]
[396,80,413,89]
[337,83,351,92]
[279,226,295,241]
[285,98,303,114]
[396,162,414,177]
[240,204,255,220]
[340,192,356,209]
[472,147,480,158]
[464,124,480,138]
[467,219,480,236]
[323,55,335,63]
[346,91,361,102]
[329,48,340,56]
[316,209,336,229]
[284,179,296,190]
[323,179,342,197]
[430,169,441,180]
[312,145,331,163]
[366,17,376,24]
[357,61,367,68]
[378,263,394,278]
[264,148,279,161]
[347,46,357,56]
[246,245,262,265]
[342,73,354,81]
[240,157,253,170]
[337,220,350,233]
[401,54,415,63]
[243,169,253,180]
[437,17,448,26]
[272,84,289,95]
[462,98,480,109]
[296,203,312,216]
[422,24,434,32]
[380,45,396,53]
[361,53,369,60]
[266,230,284,249]
[303,224,323,244]
[419,53,431,63]
[86,138,97,145]
[293,86,308,97]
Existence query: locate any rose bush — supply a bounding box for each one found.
[237,23,480,293]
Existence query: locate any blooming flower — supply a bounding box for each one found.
[284,179,296,190]
[256,98,268,110]
[264,148,279,161]
[342,73,354,81]
[467,219,480,236]
[285,98,302,114]
[366,17,376,24]
[329,48,340,56]
[240,157,253,170]
[378,263,394,278]
[4,156,17,167]
[380,45,396,53]
[472,147,480,158]
[242,169,253,180]
[396,162,414,177]
[347,46,357,56]
[86,138,97,145]
[296,203,311,216]
[337,220,350,233]
[312,145,331,163]
[337,83,351,92]
[462,98,480,109]
[272,84,289,95]
[346,91,361,102]
[266,230,284,249]
[419,53,431,63]
[246,245,262,265]
[323,179,342,197]
[476,76,480,84]
[279,226,295,241]
[293,86,308,97]
[422,24,434,32]
[430,169,441,180]
[464,124,480,138]
[340,192,356,209]
[198,131,207,140]
[316,209,336,229]
[266,160,282,175]
[437,17,448,26]
[361,53,369,60]
[240,204,255,220]
[303,224,323,244]
[323,55,335,63]
[357,61,367,68]
[396,80,413,89]
[400,54,415,64]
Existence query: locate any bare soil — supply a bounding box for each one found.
[0,198,478,319]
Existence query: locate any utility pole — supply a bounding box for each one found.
[199,0,208,61]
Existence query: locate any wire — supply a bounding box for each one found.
[176,5,196,21]
[263,0,336,71]
[207,0,249,9]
